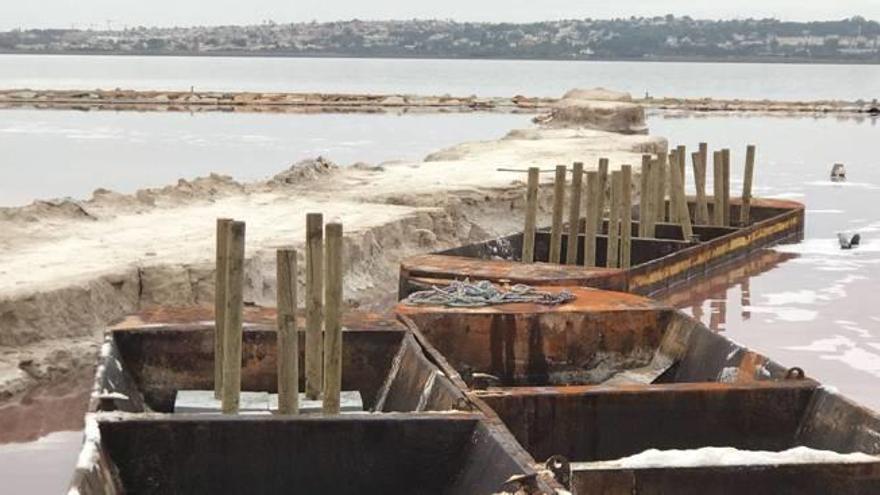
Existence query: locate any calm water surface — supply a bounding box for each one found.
[1,107,880,494]
[2,54,880,100]
[0,109,531,206]
[651,113,880,411]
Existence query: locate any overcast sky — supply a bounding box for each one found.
[2,1,878,31]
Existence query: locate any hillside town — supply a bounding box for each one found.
[2,16,879,62]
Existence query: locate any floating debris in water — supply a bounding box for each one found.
[831,163,847,182]
[838,232,861,250]
[402,279,575,307]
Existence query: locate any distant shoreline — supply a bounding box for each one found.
[1,50,879,66]
[1,89,876,116]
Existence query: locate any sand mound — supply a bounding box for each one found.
[269,156,339,185]
[537,88,647,134]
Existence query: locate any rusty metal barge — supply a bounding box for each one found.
[66,149,879,494]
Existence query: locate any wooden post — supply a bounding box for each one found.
[620,165,633,269]
[692,152,709,225]
[565,162,584,265]
[606,171,622,268]
[276,248,299,415]
[221,220,245,414]
[668,150,679,223]
[595,159,609,234]
[722,148,731,226]
[548,165,567,264]
[670,155,694,241]
[323,222,343,414]
[214,218,232,399]
[305,213,324,400]
[712,151,724,226]
[643,157,656,238]
[638,155,651,238]
[522,167,540,263]
[655,153,667,222]
[584,171,600,267]
[740,145,756,226]
[676,145,687,189]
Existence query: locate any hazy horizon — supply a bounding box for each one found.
[1,1,878,31]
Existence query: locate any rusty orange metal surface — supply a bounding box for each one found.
[399,198,805,299]
[113,305,404,331]
[397,287,673,385]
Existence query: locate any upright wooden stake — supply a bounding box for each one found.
[698,143,709,225]
[740,145,756,226]
[595,159,609,233]
[607,171,622,268]
[221,221,245,415]
[305,213,324,400]
[713,151,724,226]
[323,222,343,414]
[642,157,656,238]
[655,153,668,222]
[584,171,600,267]
[670,156,694,241]
[522,167,540,263]
[548,165,567,264]
[565,162,584,265]
[214,218,232,399]
[620,165,633,269]
[722,148,731,226]
[638,155,651,237]
[668,150,679,223]
[692,152,709,225]
[276,248,299,415]
[676,145,687,188]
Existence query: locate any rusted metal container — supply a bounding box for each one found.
[399,198,805,298]
[396,286,880,494]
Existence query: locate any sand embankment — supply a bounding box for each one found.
[0,90,665,401]
[1,88,877,116]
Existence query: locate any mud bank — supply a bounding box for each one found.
[637,96,880,116]
[1,88,877,116]
[0,89,554,114]
[0,93,665,401]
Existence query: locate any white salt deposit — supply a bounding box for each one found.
[574,446,878,470]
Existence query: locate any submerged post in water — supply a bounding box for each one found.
[584,171,600,267]
[713,151,724,226]
[620,165,633,269]
[741,144,756,226]
[565,162,585,265]
[305,213,324,400]
[522,167,540,263]
[214,218,232,399]
[222,220,246,414]
[276,248,299,415]
[323,222,344,414]
[548,165,567,264]
[607,171,622,268]
[722,148,731,226]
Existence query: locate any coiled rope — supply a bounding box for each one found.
[402,279,575,308]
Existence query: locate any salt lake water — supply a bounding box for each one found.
[2,54,880,100]
[1,54,880,494]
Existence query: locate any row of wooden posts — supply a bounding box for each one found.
[521,143,757,267]
[213,213,344,415]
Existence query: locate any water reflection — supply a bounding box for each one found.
[0,368,92,494]
[661,249,798,332]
